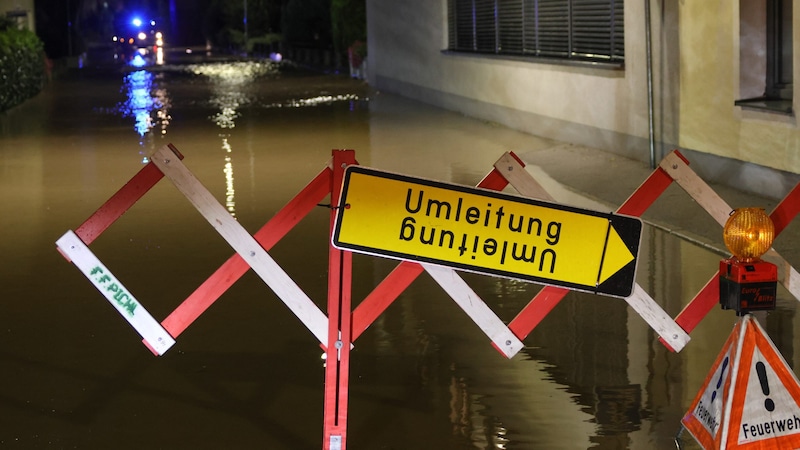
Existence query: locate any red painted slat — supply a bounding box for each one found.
[75,145,184,245]
[157,167,332,340]
[323,150,356,450]
[507,160,677,340]
[661,179,800,349]
[771,181,800,235]
[350,155,519,341]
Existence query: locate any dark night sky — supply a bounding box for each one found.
[35,0,215,58]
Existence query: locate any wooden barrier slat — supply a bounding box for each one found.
[57,230,176,354]
[659,152,732,226]
[323,151,356,450]
[150,145,330,345]
[497,154,688,350]
[492,153,552,200]
[350,153,519,342]
[662,179,800,347]
[504,152,677,342]
[351,261,423,342]
[627,284,690,350]
[75,162,166,245]
[659,172,800,349]
[158,167,333,339]
[660,278,719,352]
[617,166,675,217]
[771,181,800,235]
[424,263,524,358]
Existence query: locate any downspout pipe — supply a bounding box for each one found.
[645,0,656,169]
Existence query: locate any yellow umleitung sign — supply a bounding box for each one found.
[332,166,642,297]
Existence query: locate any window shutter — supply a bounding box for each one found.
[447,0,623,64]
[474,0,497,52]
[572,0,624,61]
[499,0,525,54]
[536,0,570,58]
[454,0,477,50]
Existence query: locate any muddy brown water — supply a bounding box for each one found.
[1,56,797,449]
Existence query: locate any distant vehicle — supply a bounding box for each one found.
[112,15,164,63]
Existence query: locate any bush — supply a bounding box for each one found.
[0,21,45,112]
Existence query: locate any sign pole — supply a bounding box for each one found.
[323,150,357,450]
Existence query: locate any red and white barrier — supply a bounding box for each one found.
[56,144,800,449]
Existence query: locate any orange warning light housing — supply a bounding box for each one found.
[719,208,778,315]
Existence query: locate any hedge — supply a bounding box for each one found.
[0,23,45,112]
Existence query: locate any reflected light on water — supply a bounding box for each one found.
[117,68,172,162]
[186,61,278,218]
[448,373,511,449]
[264,94,361,108]
[123,71,155,136]
[131,54,146,68]
[222,138,235,217]
[210,92,245,129]
[187,60,277,84]
[186,61,277,128]
[9,63,794,449]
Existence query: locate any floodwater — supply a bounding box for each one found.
[1,53,798,450]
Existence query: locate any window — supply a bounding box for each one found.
[447,0,625,65]
[737,0,793,114]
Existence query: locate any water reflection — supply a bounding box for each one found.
[117,68,172,162]
[7,63,800,449]
[186,61,279,218]
[449,373,510,449]
[263,93,362,109]
[222,137,236,216]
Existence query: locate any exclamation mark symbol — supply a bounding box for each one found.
[756,362,775,412]
[711,356,729,403]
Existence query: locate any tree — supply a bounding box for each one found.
[281,0,331,48]
[203,0,282,51]
[330,0,365,67]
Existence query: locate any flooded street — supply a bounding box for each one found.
[1,55,798,449]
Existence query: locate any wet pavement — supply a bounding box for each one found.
[1,52,799,449]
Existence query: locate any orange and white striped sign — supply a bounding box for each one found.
[682,315,800,449]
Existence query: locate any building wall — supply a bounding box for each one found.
[366,1,800,198]
[366,1,664,161]
[678,0,800,197]
[0,0,35,31]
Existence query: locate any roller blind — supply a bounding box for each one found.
[448,0,624,64]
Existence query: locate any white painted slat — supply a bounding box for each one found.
[661,154,800,305]
[627,284,690,351]
[765,249,800,302]
[659,152,733,227]
[501,153,692,351]
[493,153,554,201]
[56,230,176,355]
[661,154,800,307]
[149,145,329,345]
[422,263,524,358]
[784,263,800,302]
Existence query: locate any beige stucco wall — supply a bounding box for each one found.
[367,1,800,196]
[679,1,800,174]
[367,0,657,162]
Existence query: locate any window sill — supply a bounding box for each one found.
[441,50,624,73]
[734,97,793,115]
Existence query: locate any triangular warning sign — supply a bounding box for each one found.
[682,319,741,448]
[721,316,800,449]
[683,315,800,449]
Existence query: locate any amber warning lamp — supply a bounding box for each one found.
[719,208,778,315]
